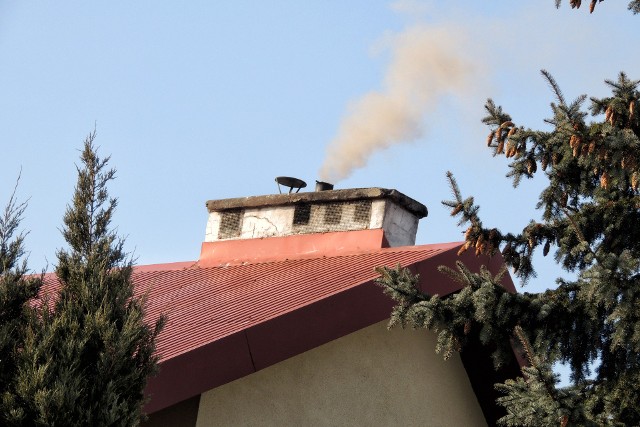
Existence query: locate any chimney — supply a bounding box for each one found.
[203,184,427,249]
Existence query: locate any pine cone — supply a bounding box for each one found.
[527,158,537,174]
[589,0,596,13]
[451,204,463,216]
[580,144,589,157]
[570,135,582,157]
[505,141,515,158]
[632,172,639,191]
[496,140,505,155]
[588,141,596,154]
[464,226,473,240]
[485,242,494,254]
[475,240,489,256]
[630,101,636,120]
[600,171,610,189]
[570,0,581,8]
[605,105,613,123]
[620,156,630,169]
[598,148,607,161]
[500,121,515,129]
[486,131,494,147]
[481,238,490,255]
[541,154,549,171]
[543,241,550,256]
[458,241,471,256]
[552,152,560,166]
[569,135,578,149]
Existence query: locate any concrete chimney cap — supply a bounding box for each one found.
[205,187,428,219]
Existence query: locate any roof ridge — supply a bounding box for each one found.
[188,241,463,270]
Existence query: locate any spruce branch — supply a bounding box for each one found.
[555,0,640,14]
[444,171,545,282]
[542,70,566,106]
[513,325,560,404]
[382,71,640,424]
[559,207,601,266]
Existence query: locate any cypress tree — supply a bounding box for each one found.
[376,72,640,425]
[11,132,165,426]
[0,180,41,423]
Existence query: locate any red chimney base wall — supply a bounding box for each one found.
[199,229,389,267]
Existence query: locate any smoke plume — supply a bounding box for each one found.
[319,24,474,183]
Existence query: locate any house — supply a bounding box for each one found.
[138,181,520,427]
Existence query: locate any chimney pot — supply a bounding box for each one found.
[315,181,334,191]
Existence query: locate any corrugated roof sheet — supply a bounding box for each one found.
[140,238,522,415]
[37,239,518,416]
[135,242,461,362]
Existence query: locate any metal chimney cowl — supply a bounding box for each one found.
[315,181,334,191]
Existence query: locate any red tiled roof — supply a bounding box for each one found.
[140,242,461,362]
[138,239,514,413]
[37,236,516,416]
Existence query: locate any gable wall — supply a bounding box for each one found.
[195,320,486,427]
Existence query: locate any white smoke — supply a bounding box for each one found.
[319,24,475,183]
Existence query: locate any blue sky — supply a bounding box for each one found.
[1,1,638,296]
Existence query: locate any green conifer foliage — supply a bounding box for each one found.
[0,179,41,424]
[555,0,640,14]
[376,73,640,425]
[10,132,165,426]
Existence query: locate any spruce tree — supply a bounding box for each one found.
[0,180,41,424]
[10,132,165,426]
[376,72,640,426]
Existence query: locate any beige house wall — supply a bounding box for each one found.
[195,321,487,427]
[143,395,200,427]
